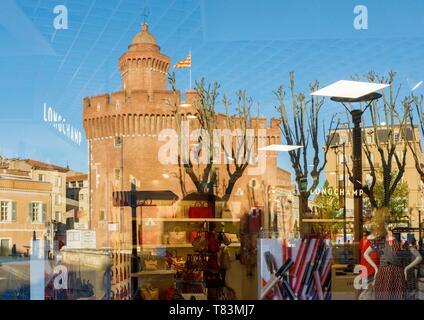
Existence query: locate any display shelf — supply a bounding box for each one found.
[141,218,240,223]
[139,243,241,249]
[131,270,176,277]
[302,218,354,223]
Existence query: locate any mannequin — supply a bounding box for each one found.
[364,208,422,300]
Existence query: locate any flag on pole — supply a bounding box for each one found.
[173,52,191,68]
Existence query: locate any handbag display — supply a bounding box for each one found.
[188,202,214,219]
[192,232,209,253]
[189,230,208,243]
[141,285,159,300]
[142,254,159,271]
[139,224,162,245]
[166,250,186,272]
[168,227,187,244]
[183,255,205,282]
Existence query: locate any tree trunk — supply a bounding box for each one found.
[298,192,310,236]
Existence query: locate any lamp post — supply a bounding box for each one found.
[312,80,389,262]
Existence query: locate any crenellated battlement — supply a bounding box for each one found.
[83,89,179,117]
[83,88,281,141]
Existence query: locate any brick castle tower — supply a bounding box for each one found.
[83,23,288,250]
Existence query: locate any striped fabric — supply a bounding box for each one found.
[173,52,191,68]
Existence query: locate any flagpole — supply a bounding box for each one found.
[189,50,192,90]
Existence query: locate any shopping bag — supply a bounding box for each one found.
[188,202,214,218]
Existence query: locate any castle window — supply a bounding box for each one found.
[96,103,101,111]
[114,136,123,147]
[114,168,122,186]
[116,100,121,110]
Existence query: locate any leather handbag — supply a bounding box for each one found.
[142,254,159,271]
[169,227,186,244]
[141,286,159,300]
[188,202,214,218]
[192,232,208,253]
[189,230,207,243]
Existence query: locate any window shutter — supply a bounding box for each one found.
[11,201,17,222]
[28,203,32,223]
[42,203,47,223]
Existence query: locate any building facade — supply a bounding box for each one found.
[0,168,51,256]
[9,159,69,224]
[325,125,424,228]
[66,173,89,226]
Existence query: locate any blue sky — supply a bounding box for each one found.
[1,0,424,182]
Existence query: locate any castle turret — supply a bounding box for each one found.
[118,23,170,95]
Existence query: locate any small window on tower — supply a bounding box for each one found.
[116,100,121,110]
[114,169,121,183]
[114,136,122,147]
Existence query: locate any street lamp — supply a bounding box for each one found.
[311,80,389,262]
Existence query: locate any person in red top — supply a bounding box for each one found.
[358,231,381,281]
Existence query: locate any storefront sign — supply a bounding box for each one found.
[66,230,96,249]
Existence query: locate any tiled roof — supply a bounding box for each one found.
[23,159,69,173]
[66,174,88,182]
[0,169,30,177]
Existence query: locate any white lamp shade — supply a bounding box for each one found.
[258,144,303,152]
[311,80,389,99]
